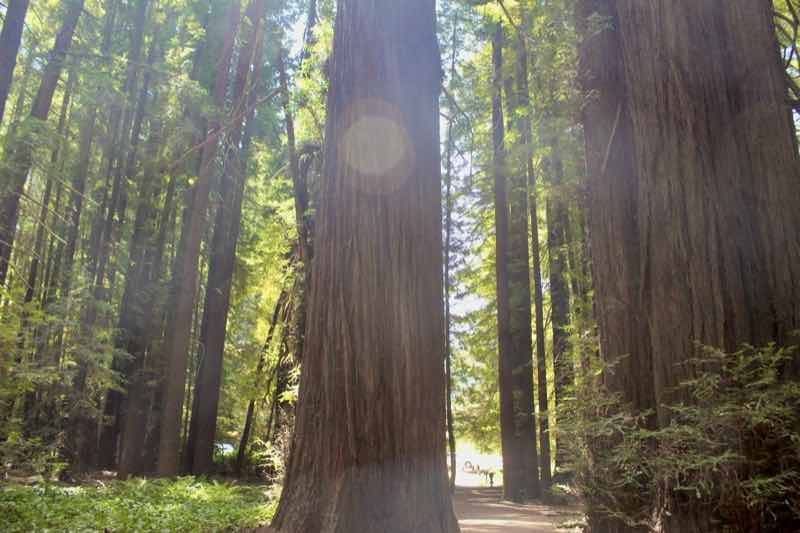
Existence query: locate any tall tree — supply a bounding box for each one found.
[578,1,654,530]
[185,0,266,475]
[492,23,540,502]
[0,0,30,126]
[442,7,459,493]
[268,0,460,530]
[614,1,800,530]
[157,0,241,477]
[582,0,800,530]
[544,137,571,472]
[88,0,149,316]
[105,21,169,474]
[0,0,84,289]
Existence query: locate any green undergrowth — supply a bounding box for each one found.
[0,476,277,532]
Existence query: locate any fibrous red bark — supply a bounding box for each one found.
[611,1,800,529]
[268,1,459,531]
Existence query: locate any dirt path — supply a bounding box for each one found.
[454,487,581,533]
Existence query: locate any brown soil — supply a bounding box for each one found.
[454,487,582,533]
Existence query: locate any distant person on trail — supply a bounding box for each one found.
[488,471,495,487]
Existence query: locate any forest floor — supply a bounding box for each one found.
[454,487,583,533]
[3,473,584,532]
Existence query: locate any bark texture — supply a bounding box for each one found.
[268,0,459,531]
[582,0,800,530]
[578,0,654,530]
[611,1,800,530]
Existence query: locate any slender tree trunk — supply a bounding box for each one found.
[157,0,241,477]
[98,23,163,469]
[578,1,654,530]
[143,186,192,474]
[58,0,117,309]
[544,138,572,474]
[442,10,459,493]
[277,46,312,367]
[90,0,149,313]
[0,0,30,126]
[0,0,84,289]
[526,130,552,488]
[513,12,551,494]
[41,179,64,308]
[185,0,266,474]
[67,0,136,471]
[23,70,74,309]
[116,110,167,479]
[492,24,540,503]
[611,1,800,530]
[268,1,459,530]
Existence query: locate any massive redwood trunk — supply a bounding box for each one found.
[267,0,459,531]
[0,0,84,289]
[610,1,800,530]
[578,0,654,531]
[582,0,800,531]
[0,0,30,126]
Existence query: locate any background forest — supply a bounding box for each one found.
[1,0,799,532]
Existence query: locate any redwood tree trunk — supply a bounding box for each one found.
[277,47,311,364]
[495,17,550,501]
[443,10,459,493]
[185,0,266,474]
[157,0,241,477]
[544,139,572,473]
[0,0,30,126]
[612,1,800,530]
[268,0,459,531]
[578,0,655,530]
[98,22,164,470]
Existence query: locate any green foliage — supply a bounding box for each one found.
[562,343,800,529]
[0,477,277,533]
[0,431,67,481]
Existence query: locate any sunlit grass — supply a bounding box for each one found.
[0,477,277,532]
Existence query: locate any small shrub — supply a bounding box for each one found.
[562,343,800,531]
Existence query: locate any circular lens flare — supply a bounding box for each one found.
[340,99,413,194]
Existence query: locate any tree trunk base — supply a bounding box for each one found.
[270,464,460,533]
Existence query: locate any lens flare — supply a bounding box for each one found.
[340,99,413,194]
